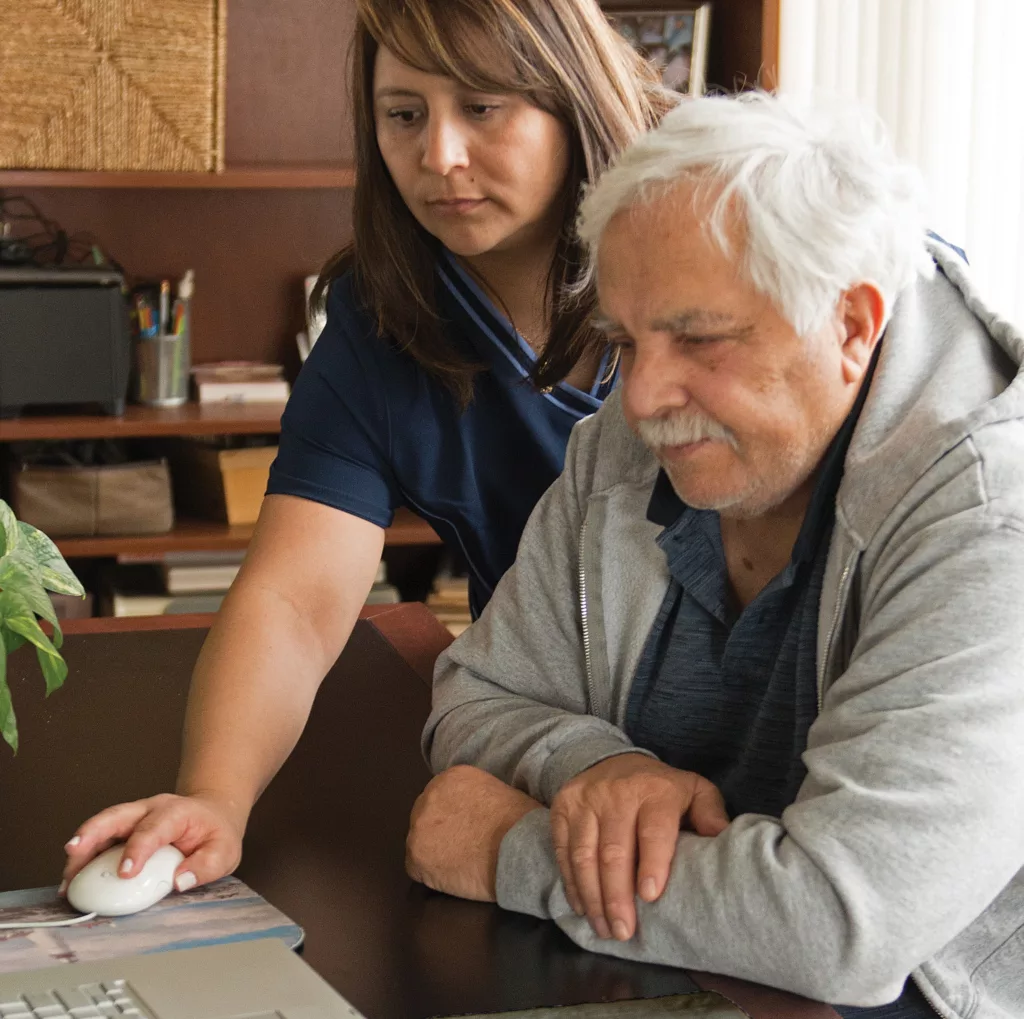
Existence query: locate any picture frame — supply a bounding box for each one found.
[603,4,712,96]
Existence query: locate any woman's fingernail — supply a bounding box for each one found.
[65,836,81,849]
[592,916,611,939]
[119,858,133,876]
[612,919,630,941]
[175,872,197,893]
[57,880,67,896]
[640,877,657,901]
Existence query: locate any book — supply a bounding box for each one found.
[426,573,471,637]
[163,562,242,594]
[195,379,290,404]
[100,563,227,617]
[162,549,248,567]
[365,582,400,605]
[111,591,227,617]
[191,361,285,384]
[0,877,302,975]
[102,559,396,617]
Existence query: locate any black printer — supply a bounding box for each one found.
[0,266,131,418]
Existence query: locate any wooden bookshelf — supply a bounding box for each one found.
[0,403,285,442]
[52,508,440,558]
[53,519,256,558]
[3,0,778,593]
[0,167,355,190]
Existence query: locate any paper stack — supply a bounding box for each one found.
[192,362,290,404]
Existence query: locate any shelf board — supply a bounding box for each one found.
[0,167,355,189]
[0,402,286,441]
[54,508,441,558]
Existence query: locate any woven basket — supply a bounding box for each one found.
[0,0,226,172]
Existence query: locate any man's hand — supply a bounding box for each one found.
[550,753,729,942]
[406,765,541,902]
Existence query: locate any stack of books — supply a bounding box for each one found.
[426,572,472,637]
[101,554,400,618]
[192,362,290,404]
[366,561,400,605]
[102,550,245,617]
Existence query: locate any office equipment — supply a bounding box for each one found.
[0,938,363,1019]
[66,845,182,917]
[158,281,171,335]
[0,608,841,1019]
[0,876,302,974]
[132,279,192,408]
[0,267,131,418]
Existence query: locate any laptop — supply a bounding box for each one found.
[0,937,365,1019]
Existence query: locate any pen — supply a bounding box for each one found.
[177,269,195,305]
[171,298,185,336]
[159,280,171,335]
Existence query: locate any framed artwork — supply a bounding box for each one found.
[604,5,712,96]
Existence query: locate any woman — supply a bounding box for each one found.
[61,0,674,893]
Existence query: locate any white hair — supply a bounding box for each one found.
[577,92,935,336]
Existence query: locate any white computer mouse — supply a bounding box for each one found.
[66,844,185,917]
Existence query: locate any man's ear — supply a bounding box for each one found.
[839,282,886,386]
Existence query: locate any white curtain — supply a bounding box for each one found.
[778,0,1024,329]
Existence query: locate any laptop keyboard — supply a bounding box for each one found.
[0,979,153,1018]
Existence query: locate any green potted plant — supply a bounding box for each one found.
[0,498,85,754]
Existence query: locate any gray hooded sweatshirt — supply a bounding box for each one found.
[424,240,1024,1018]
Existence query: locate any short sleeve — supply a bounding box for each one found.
[267,275,402,528]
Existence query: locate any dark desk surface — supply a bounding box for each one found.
[0,606,835,1019]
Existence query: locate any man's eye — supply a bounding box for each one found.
[680,334,723,346]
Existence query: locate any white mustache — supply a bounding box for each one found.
[636,410,736,449]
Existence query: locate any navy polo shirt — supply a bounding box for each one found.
[267,251,614,615]
[626,354,934,1018]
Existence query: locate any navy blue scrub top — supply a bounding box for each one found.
[267,251,615,616]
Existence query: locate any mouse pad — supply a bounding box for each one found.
[0,875,304,974]
[439,994,749,1018]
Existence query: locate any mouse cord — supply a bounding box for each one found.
[0,913,98,929]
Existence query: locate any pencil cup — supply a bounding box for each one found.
[134,331,191,407]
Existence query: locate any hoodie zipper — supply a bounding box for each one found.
[817,556,856,712]
[577,517,598,714]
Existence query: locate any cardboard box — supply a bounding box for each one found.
[170,444,277,525]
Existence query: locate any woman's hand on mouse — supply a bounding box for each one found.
[60,792,247,895]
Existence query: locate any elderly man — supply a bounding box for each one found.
[405,94,1024,1019]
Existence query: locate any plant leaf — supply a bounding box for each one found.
[3,612,66,696]
[1,627,26,655]
[16,522,85,597]
[0,643,18,755]
[35,643,68,696]
[0,500,18,560]
[0,556,58,627]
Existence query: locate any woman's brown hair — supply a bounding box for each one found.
[315,0,675,407]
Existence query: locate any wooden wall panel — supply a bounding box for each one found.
[224,0,357,167]
[16,188,353,372]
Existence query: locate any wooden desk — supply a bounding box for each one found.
[0,605,835,1019]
